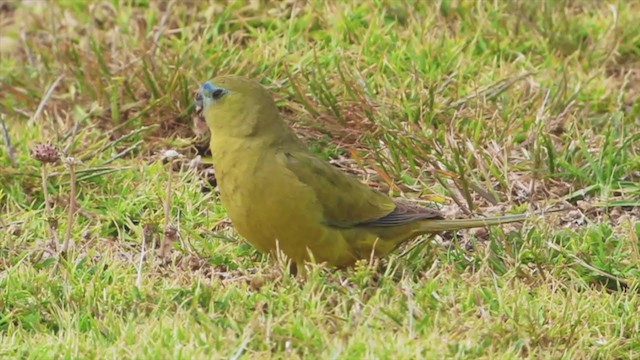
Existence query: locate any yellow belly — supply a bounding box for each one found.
[212,140,418,267]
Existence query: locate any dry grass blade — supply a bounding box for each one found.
[28,75,64,126]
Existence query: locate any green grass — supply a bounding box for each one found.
[1,0,640,358]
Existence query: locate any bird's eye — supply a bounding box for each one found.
[212,89,225,99]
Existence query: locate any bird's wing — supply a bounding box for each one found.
[277,150,442,228]
[358,201,443,227]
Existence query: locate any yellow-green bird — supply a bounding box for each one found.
[197,76,553,269]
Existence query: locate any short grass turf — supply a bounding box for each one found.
[1,0,640,358]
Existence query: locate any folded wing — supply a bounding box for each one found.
[277,151,442,228]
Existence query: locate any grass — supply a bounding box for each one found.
[1,0,639,358]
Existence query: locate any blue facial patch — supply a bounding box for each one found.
[199,81,228,108]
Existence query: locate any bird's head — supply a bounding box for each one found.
[196,75,281,138]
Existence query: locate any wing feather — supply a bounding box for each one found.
[277,151,443,228]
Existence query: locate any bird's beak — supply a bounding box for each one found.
[194,89,204,115]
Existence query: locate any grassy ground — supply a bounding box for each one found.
[1,0,640,358]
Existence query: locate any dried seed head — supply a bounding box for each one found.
[31,143,60,164]
[188,155,202,169]
[162,149,182,161]
[164,224,179,240]
[47,217,58,230]
[62,156,83,167]
[7,223,22,236]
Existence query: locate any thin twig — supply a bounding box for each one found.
[32,144,61,247]
[446,72,534,110]
[159,150,182,258]
[41,164,51,220]
[84,125,157,162]
[545,241,629,288]
[0,115,16,167]
[164,163,173,229]
[529,89,551,203]
[100,140,143,166]
[159,170,173,257]
[150,0,174,57]
[29,75,64,126]
[61,157,81,254]
[136,230,147,289]
[41,163,59,247]
[427,162,472,216]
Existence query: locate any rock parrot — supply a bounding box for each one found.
[196,76,558,269]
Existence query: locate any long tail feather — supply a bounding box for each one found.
[418,208,568,233]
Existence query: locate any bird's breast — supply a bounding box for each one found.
[210,139,277,239]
